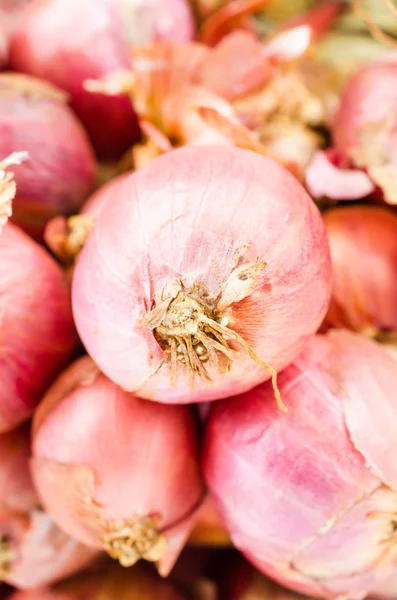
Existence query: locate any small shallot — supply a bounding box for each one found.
[333,57,397,205]
[72,145,331,406]
[0,73,96,239]
[31,356,205,575]
[0,155,76,432]
[323,205,397,340]
[204,330,397,599]
[9,0,194,159]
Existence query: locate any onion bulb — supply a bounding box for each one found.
[9,563,186,600]
[72,145,331,406]
[0,73,96,239]
[0,155,76,432]
[0,425,97,589]
[31,356,205,576]
[204,329,397,599]
[9,0,194,160]
[333,57,397,205]
[324,205,397,340]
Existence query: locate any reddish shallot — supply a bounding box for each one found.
[9,0,194,160]
[0,425,97,589]
[72,145,331,406]
[9,564,186,600]
[0,73,96,239]
[204,330,397,599]
[323,205,397,340]
[333,57,397,205]
[31,356,205,576]
[0,154,76,432]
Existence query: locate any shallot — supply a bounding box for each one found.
[0,73,95,239]
[9,564,186,600]
[0,425,97,589]
[0,155,76,432]
[31,356,205,575]
[9,0,194,159]
[323,205,397,339]
[204,329,397,599]
[72,145,331,405]
[333,57,397,204]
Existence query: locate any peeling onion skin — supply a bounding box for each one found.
[0,426,98,590]
[204,330,397,600]
[324,206,397,337]
[72,145,332,404]
[9,564,187,600]
[0,223,76,433]
[0,74,96,239]
[333,59,397,205]
[31,356,204,576]
[9,0,140,160]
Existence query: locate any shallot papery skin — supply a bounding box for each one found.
[0,220,76,432]
[333,58,397,205]
[72,145,331,405]
[323,205,397,338]
[8,0,193,160]
[0,74,96,239]
[0,426,97,589]
[31,356,205,576]
[204,329,397,599]
[9,564,186,600]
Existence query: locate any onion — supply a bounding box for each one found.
[9,0,194,160]
[333,58,397,205]
[0,156,76,432]
[204,329,397,599]
[9,564,187,600]
[323,205,397,340]
[31,356,205,576]
[0,425,97,589]
[0,73,96,239]
[72,145,331,406]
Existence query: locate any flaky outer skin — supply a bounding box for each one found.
[31,357,204,576]
[72,145,331,404]
[0,223,76,432]
[204,330,397,600]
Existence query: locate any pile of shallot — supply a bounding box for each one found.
[1,0,397,598]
